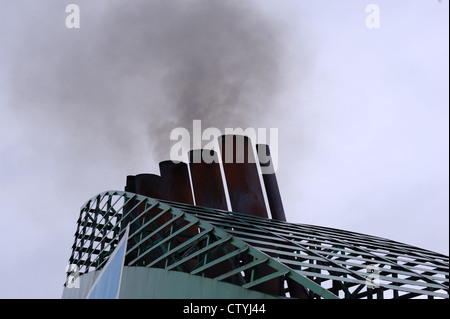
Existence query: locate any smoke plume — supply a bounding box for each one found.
[8,0,286,164]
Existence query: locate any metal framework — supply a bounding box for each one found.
[67,190,449,299]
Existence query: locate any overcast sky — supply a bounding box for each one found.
[0,0,448,298]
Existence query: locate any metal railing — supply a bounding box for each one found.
[67,190,449,299]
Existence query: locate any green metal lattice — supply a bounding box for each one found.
[67,191,449,299]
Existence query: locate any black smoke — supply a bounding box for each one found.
[8,0,287,164]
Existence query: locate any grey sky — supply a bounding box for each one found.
[0,0,448,298]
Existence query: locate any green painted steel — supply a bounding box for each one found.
[120,267,279,299]
[65,190,449,299]
[63,267,279,299]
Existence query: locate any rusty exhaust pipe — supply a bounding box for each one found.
[218,135,281,295]
[159,160,198,272]
[159,160,194,205]
[124,173,166,265]
[134,174,164,199]
[188,149,228,210]
[218,135,268,218]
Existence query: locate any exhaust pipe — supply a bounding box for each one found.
[256,144,286,222]
[218,135,268,218]
[189,149,228,210]
[124,164,195,267]
[159,160,194,205]
[159,160,198,272]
